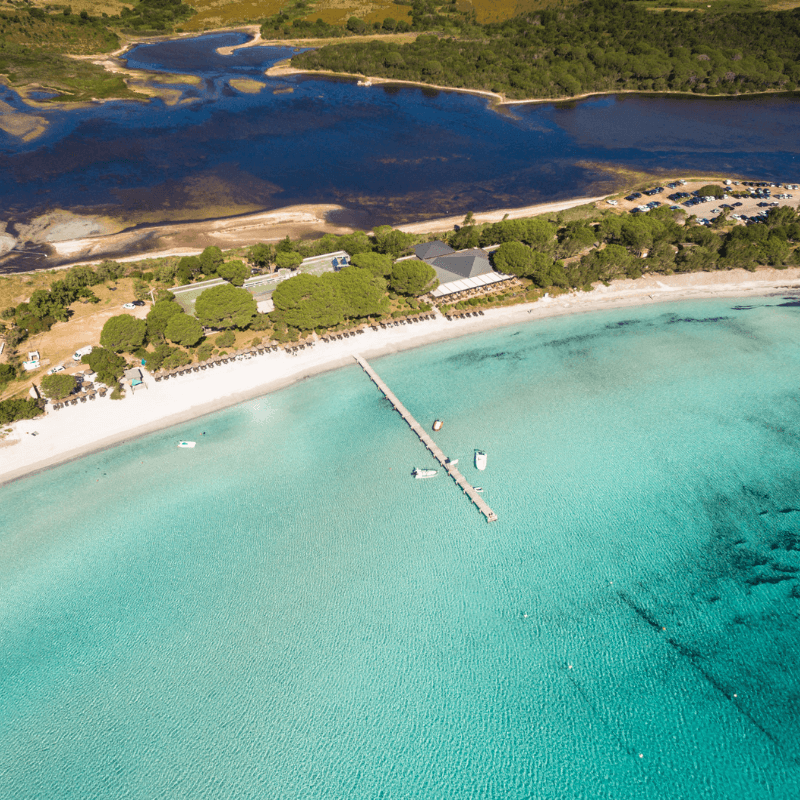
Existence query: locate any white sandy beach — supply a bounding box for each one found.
[3,267,800,486]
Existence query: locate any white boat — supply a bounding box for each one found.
[412,467,437,479]
[445,457,458,466]
[475,450,487,470]
[178,441,196,448]
[432,419,443,431]
[474,487,484,493]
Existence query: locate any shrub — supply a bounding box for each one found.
[40,374,77,400]
[0,398,42,424]
[216,330,236,348]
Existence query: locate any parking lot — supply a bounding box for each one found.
[603,179,799,226]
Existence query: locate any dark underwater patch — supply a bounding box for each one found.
[605,318,645,328]
[665,315,731,325]
[770,531,800,551]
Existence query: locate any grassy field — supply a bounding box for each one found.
[33,0,131,17]
[0,7,118,54]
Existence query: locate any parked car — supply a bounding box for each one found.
[606,199,618,206]
[72,346,93,361]
[47,364,65,375]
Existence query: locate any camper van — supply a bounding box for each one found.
[72,345,93,361]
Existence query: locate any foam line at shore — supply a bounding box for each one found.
[3,267,800,486]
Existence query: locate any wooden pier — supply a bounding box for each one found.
[354,355,498,523]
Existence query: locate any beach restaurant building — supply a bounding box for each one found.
[411,242,511,298]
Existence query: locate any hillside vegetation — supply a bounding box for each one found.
[0,0,194,100]
[292,0,800,98]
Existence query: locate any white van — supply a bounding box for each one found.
[73,345,93,361]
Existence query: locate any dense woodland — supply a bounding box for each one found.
[293,0,800,98]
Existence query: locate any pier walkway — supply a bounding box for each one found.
[354,355,498,523]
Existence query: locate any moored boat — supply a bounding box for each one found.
[412,467,438,479]
[433,419,443,431]
[475,450,487,470]
[178,441,196,448]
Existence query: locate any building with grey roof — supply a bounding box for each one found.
[412,241,512,298]
[414,241,455,261]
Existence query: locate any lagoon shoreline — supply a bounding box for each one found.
[3,266,800,487]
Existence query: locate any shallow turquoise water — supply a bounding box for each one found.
[2,298,800,798]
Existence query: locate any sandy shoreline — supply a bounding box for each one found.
[3,267,800,486]
[12,195,603,273]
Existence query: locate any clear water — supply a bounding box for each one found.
[2,32,800,272]
[2,298,800,798]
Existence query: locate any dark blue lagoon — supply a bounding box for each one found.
[1,32,800,271]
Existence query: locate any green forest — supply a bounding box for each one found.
[292,0,800,98]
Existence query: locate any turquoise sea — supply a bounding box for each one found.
[2,298,800,798]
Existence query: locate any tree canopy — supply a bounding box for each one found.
[492,241,535,277]
[195,283,257,329]
[40,373,77,400]
[248,243,274,268]
[82,347,126,385]
[350,251,393,278]
[337,267,389,318]
[217,260,250,287]
[0,363,16,392]
[389,260,438,296]
[100,314,146,352]
[165,313,204,347]
[0,398,42,424]
[146,298,183,340]
[373,226,417,256]
[272,273,344,330]
[198,246,224,274]
[275,251,303,270]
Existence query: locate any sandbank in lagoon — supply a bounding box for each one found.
[3,266,800,486]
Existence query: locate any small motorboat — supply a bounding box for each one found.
[475,450,487,470]
[433,419,443,431]
[474,487,484,493]
[412,467,437,479]
[445,457,458,466]
[177,441,196,448]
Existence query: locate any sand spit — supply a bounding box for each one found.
[0,100,48,142]
[46,204,352,266]
[229,78,267,94]
[216,29,264,56]
[3,267,800,486]
[397,197,606,234]
[38,195,602,271]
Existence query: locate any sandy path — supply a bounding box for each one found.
[3,267,799,485]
